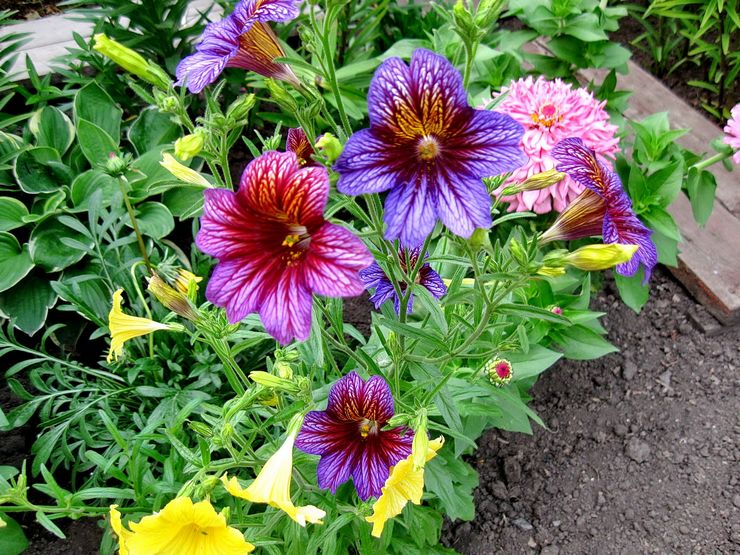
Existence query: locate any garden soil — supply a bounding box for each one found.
[443,268,740,555]
[5,268,738,554]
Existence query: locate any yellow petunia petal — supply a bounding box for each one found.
[366,437,444,538]
[107,289,171,363]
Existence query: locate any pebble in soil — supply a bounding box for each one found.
[443,268,740,555]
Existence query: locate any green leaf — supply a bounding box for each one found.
[424,448,478,521]
[507,345,562,381]
[0,515,29,555]
[551,324,618,360]
[0,276,56,335]
[650,160,684,205]
[13,146,63,194]
[128,108,180,155]
[162,186,204,219]
[686,168,716,226]
[69,170,119,212]
[34,511,65,539]
[563,13,609,41]
[0,197,28,231]
[77,119,119,165]
[74,81,122,140]
[497,303,571,324]
[0,232,33,292]
[641,206,681,241]
[30,106,75,155]
[652,229,678,266]
[29,217,93,272]
[379,39,432,60]
[615,269,650,313]
[130,201,174,239]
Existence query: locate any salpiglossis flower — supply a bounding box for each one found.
[295,371,413,500]
[365,437,444,537]
[541,138,658,282]
[286,127,319,167]
[360,247,446,314]
[221,429,325,527]
[334,48,525,247]
[196,151,372,344]
[109,497,254,555]
[176,0,300,93]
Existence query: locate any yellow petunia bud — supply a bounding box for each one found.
[174,131,205,161]
[564,244,638,271]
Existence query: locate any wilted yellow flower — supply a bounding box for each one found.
[109,498,254,555]
[222,430,325,527]
[174,268,203,297]
[564,243,638,271]
[146,274,200,322]
[365,437,445,538]
[93,34,170,90]
[174,132,205,161]
[107,289,177,363]
[160,153,210,187]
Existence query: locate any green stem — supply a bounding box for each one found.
[692,150,732,171]
[206,336,248,395]
[118,176,151,271]
[129,261,155,359]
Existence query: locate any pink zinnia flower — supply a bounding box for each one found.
[489,76,619,214]
[723,104,740,164]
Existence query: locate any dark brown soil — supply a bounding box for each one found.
[0,0,61,19]
[444,267,740,554]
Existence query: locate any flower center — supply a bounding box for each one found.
[495,362,511,379]
[359,418,379,439]
[531,102,562,129]
[281,225,310,266]
[416,136,440,161]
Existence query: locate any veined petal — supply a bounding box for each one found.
[233,0,301,24]
[369,281,397,310]
[228,21,298,85]
[352,428,413,500]
[435,169,492,239]
[326,370,365,419]
[552,137,614,198]
[287,127,317,166]
[604,210,658,282]
[295,411,357,455]
[258,266,313,344]
[419,265,446,299]
[303,223,373,297]
[204,257,276,323]
[360,375,395,423]
[539,189,607,244]
[366,57,422,137]
[175,17,240,93]
[383,173,438,247]
[335,129,405,195]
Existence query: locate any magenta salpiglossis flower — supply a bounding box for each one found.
[196,151,372,344]
[176,0,300,94]
[549,137,658,282]
[360,247,446,314]
[334,48,526,247]
[287,128,318,167]
[295,371,413,500]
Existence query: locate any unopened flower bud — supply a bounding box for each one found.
[518,169,567,192]
[453,0,477,37]
[274,360,293,380]
[249,371,300,393]
[174,130,205,161]
[468,227,491,251]
[93,34,171,90]
[550,306,563,315]
[563,244,638,271]
[104,152,129,177]
[174,269,203,300]
[258,391,279,407]
[314,133,343,163]
[475,0,506,28]
[386,413,410,428]
[226,94,256,123]
[411,409,429,470]
[509,238,528,266]
[147,273,200,321]
[158,95,179,113]
[266,78,299,112]
[484,358,512,387]
[188,421,213,438]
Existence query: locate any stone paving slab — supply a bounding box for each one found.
[6,0,219,78]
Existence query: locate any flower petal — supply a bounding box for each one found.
[233,0,301,24]
[360,375,395,423]
[335,129,405,195]
[258,268,313,344]
[435,169,492,239]
[419,265,447,299]
[303,223,372,297]
[316,447,360,494]
[326,370,365,419]
[383,173,438,247]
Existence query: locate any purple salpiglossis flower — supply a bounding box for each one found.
[287,127,318,167]
[360,247,446,314]
[295,371,413,500]
[334,48,526,247]
[551,137,658,282]
[176,0,300,94]
[195,151,372,344]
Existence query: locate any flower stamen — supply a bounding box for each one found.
[416,136,440,161]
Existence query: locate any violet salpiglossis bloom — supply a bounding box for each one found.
[295,371,413,500]
[544,138,658,282]
[176,0,300,94]
[196,151,373,344]
[360,248,446,314]
[334,48,526,247]
[287,128,318,167]
[723,103,740,164]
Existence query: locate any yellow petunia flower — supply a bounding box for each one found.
[222,431,325,527]
[107,289,174,363]
[160,153,211,187]
[109,498,254,555]
[564,243,638,271]
[365,436,445,538]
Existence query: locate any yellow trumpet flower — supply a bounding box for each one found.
[222,430,325,527]
[365,436,445,538]
[160,153,210,187]
[107,289,177,363]
[109,498,254,555]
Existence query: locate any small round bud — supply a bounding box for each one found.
[484,358,513,387]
